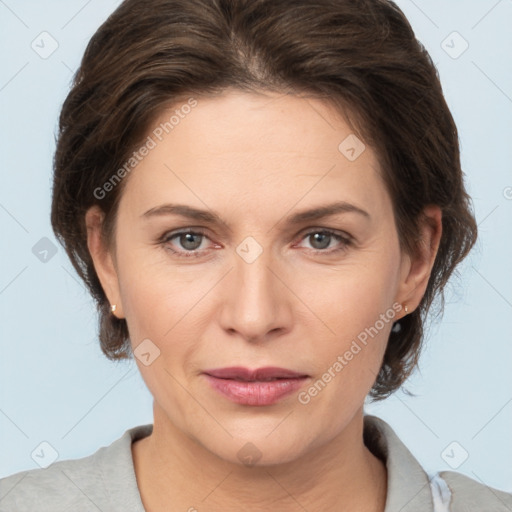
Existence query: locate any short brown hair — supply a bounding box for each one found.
[51,0,477,399]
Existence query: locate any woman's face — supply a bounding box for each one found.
[88,90,437,465]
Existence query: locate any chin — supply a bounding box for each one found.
[198,422,315,468]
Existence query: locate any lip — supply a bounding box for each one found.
[202,367,310,406]
[203,366,309,380]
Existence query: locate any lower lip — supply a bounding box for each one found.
[203,375,309,406]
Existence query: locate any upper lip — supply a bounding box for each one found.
[203,366,309,381]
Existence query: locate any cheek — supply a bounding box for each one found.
[117,259,203,395]
[297,249,400,334]
[297,291,393,422]
[294,247,400,394]
[115,245,180,341]
[116,248,221,377]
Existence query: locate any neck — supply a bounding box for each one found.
[132,403,387,512]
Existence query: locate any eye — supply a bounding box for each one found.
[158,227,353,258]
[159,229,213,258]
[296,229,352,254]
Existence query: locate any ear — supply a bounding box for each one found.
[85,205,124,318]
[395,205,442,317]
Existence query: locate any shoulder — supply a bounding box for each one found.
[363,415,512,512]
[0,453,100,512]
[0,424,152,512]
[436,470,512,512]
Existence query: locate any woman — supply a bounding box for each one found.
[1,0,510,510]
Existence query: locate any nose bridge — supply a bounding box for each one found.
[221,237,289,340]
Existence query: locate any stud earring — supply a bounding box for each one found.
[111,304,117,314]
[404,304,409,314]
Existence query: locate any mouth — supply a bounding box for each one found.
[202,366,309,381]
[202,367,310,406]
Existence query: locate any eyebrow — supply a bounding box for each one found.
[141,201,370,228]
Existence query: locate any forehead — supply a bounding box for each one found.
[119,90,388,217]
[148,90,364,156]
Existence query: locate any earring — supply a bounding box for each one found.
[404,304,409,314]
[111,304,117,314]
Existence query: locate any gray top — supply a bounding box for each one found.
[1,415,511,511]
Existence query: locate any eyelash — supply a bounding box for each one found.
[158,228,353,258]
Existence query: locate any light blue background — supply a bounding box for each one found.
[1,0,511,493]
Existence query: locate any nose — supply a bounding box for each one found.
[218,244,292,343]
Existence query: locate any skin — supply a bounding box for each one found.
[86,89,442,512]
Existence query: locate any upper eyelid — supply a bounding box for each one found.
[162,226,351,238]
